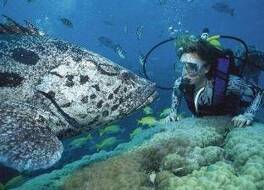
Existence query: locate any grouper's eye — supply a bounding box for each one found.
[97,63,121,76]
[120,71,136,82]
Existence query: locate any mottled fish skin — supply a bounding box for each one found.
[0,19,157,172]
[0,101,63,172]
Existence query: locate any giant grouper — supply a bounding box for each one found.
[0,15,157,172]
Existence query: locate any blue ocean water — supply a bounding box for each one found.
[1,0,264,189]
[2,0,264,97]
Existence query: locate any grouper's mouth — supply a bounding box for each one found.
[121,82,158,116]
[135,88,158,111]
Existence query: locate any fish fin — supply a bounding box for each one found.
[0,102,63,172]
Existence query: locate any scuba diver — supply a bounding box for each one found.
[151,31,264,127]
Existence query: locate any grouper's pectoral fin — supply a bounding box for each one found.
[0,102,63,172]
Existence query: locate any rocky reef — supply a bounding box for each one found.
[11,116,264,190]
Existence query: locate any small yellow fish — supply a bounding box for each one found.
[159,108,187,121]
[99,124,121,137]
[96,137,120,151]
[69,134,93,148]
[130,127,144,139]
[137,116,157,127]
[143,106,153,115]
[159,108,172,118]
[4,175,26,190]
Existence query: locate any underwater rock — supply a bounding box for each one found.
[161,153,186,174]
[224,123,264,189]
[157,161,256,190]
[0,17,157,172]
[62,154,150,190]
[60,116,230,190]
[224,124,264,167]
[240,156,264,187]
[161,146,224,176]
[14,116,264,190]
[9,121,162,190]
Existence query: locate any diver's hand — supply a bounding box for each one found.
[231,113,254,128]
[161,112,180,123]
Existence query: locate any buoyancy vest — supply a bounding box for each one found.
[180,53,242,116]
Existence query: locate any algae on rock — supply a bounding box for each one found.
[61,116,231,190]
[15,116,264,190]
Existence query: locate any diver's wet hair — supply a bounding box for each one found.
[175,35,222,79]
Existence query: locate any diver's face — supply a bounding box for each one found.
[180,53,209,86]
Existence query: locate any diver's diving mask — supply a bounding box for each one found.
[182,61,206,77]
[180,53,207,77]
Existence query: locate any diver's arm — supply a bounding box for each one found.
[227,75,264,127]
[171,77,183,113]
[243,89,263,115]
[165,77,183,122]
